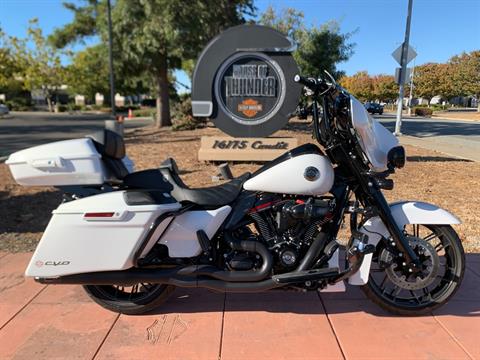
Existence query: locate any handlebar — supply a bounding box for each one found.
[294,74,328,94]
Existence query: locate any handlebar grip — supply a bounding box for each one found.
[294,74,329,94]
[293,74,318,89]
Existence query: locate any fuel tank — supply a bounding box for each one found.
[243,144,334,195]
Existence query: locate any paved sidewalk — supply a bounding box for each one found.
[1,252,479,360]
[399,135,480,162]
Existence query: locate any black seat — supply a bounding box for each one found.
[159,158,250,207]
[87,130,129,180]
[123,169,174,192]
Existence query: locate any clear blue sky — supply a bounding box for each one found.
[1,0,479,90]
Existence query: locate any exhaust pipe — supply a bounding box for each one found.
[37,231,275,290]
[36,268,283,293]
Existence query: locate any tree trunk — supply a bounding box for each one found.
[155,54,171,127]
[46,96,53,112]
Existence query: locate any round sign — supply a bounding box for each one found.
[214,53,285,126]
[192,25,302,138]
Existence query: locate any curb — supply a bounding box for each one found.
[431,116,480,123]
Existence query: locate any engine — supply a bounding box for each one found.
[227,195,334,273]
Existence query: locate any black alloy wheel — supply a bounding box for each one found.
[362,224,465,315]
[83,283,175,315]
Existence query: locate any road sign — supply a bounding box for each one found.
[392,44,417,65]
[395,67,412,84]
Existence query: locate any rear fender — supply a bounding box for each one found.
[349,201,460,285]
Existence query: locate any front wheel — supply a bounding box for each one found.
[362,224,465,315]
[83,283,175,315]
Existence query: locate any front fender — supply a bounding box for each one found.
[348,201,460,285]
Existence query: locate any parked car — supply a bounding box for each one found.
[0,104,9,116]
[365,102,383,115]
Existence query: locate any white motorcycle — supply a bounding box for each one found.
[6,73,464,315]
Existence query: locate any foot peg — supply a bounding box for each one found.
[272,267,339,284]
[331,242,375,284]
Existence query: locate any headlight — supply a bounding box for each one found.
[387,146,406,169]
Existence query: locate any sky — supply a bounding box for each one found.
[1,0,479,91]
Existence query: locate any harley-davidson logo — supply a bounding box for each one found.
[237,99,263,118]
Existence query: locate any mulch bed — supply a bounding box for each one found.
[1,120,479,253]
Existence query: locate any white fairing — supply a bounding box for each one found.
[243,154,334,195]
[351,97,399,172]
[6,138,108,186]
[26,191,181,278]
[348,201,461,285]
[159,206,232,257]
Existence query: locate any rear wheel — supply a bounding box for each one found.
[83,283,175,315]
[362,224,464,315]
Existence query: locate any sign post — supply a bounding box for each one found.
[393,0,415,136]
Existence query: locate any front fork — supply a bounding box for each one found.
[359,183,420,269]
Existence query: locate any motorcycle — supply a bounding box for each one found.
[6,72,464,315]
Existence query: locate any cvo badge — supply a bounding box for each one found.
[238,99,263,118]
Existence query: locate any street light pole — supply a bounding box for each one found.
[107,0,116,120]
[394,0,414,136]
[104,0,123,136]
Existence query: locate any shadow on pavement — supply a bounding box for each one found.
[143,254,480,317]
[407,155,473,162]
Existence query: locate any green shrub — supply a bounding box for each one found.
[171,96,206,131]
[57,105,68,112]
[413,107,433,117]
[5,98,32,111]
[64,103,85,112]
[132,108,155,118]
[116,105,140,113]
[430,104,446,111]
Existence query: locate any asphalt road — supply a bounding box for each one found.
[0,112,153,157]
[375,114,480,161]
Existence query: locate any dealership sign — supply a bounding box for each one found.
[192,25,301,138]
[198,137,298,162]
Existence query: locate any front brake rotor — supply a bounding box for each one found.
[380,237,440,290]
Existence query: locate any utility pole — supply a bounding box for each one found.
[394,0,414,136]
[105,0,123,136]
[408,58,415,116]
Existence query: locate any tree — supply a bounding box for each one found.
[6,19,67,112]
[449,50,480,111]
[260,6,355,78]
[51,0,255,127]
[339,71,373,102]
[0,36,17,90]
[371,75,398,103]
[414,63,452,104]
[66,45,109,102]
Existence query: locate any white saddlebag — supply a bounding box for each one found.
[6,138,108,186]
[26,191,181,278]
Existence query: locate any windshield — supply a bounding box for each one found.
[350,96,399,172]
